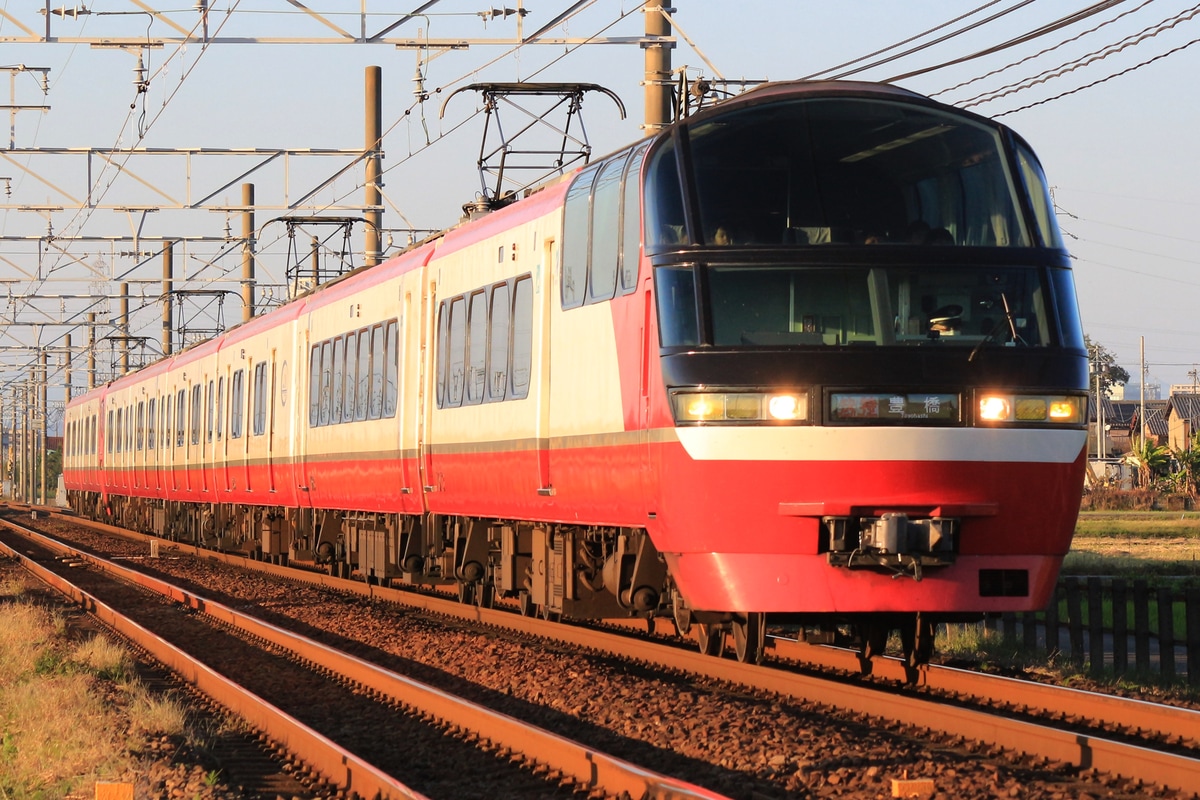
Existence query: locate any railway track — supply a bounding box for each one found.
[0,511,723,800]
[9,505,1200,799]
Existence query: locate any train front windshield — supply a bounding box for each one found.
[647,93,1081,351]
[656,263,1077,349]
[647,95,1063,250]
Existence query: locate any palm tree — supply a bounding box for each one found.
[1124,439,1171,489]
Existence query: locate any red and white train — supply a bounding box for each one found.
[63,81,1089,664]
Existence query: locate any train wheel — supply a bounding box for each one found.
[696,623,724,657]
[899,614,936,668]
[672,590,693,636]
[732,613,766,664]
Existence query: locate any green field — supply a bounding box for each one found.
[1065,511,1200,579]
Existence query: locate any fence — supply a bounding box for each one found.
[982,576,1200,686]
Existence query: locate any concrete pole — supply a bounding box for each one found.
[643,4,674,132]
[242,183,255,321]
[162,242,174,356]
[365,66,383,267]
[87,313,96,390]
[311,235,320,287]
[39,351,47,505]
[64,334,73,403]
[120,282,130,374]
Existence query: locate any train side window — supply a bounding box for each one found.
[252,362,268,436]
[115,408,123,453]
[370,323,385,419]
[191,384,202,446]
[91,414,97,454]
[164,400,172,450]
[147,398,156,451]
[465,290,487,405]
[343,329,357,422]
[206,380,215,442]
[447,297,466,407]
[384,319,397,418]
[356,329,370,420]
[176,389,186,448]
[435,302,449,408]
[621,145,648,293]
[216,376,224,439]
[136,401,145,451]
[128,405,135,453]
[105,410,112,453]
[230,369,245,439]
[510,275,533,400]
[308,345,321,427]
[589,154,626,303]
[331,336,344,424]
[562,165,598,309]
[319,341,333,426]
[488,282,511,402]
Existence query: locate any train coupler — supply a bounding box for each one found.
[822,512,956,579]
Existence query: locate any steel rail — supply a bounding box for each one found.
[0,529,429,800]
[35,508,1200,795]
[1,514,728,800]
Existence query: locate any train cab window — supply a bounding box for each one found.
[216,376,224,440]
[384,319,398,418]
[1016,143,1065,249]
[511,276,533,399]
[191,384,202,446]
[230,369,245,439]
[488,282,511,402]
[645,138,685,249]
[331,337,345,424]
[621,145,648,293]
[252,362,268,436]
[588,154,626,303]
[465,291,487,405]
[370,323,385,419]
[147,398,156,450]
[343,331,358,422]
[562,165,597,309]
[446,297,466,408]
[356,329,370,420]
[655,266,699,348]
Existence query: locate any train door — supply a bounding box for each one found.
[297,333,314,510]
[420,277,438,498]
[534,237,556,495]
[400,289,420,499]
[639,275,654,510]
[200,379,211,495]
[266,352,278,494]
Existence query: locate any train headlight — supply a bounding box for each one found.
[672,390,809,424]
[976,393,1083,425]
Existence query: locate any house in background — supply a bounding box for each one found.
[1166,393,1200,451]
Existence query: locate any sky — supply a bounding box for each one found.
[2,0,1199,402]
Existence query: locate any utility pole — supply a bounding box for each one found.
[643,4,675,131]
[365,67,383,267]
[242,184,255,321]
[1139,336,1146,451]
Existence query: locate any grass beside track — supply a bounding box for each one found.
[0,572,190,799]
